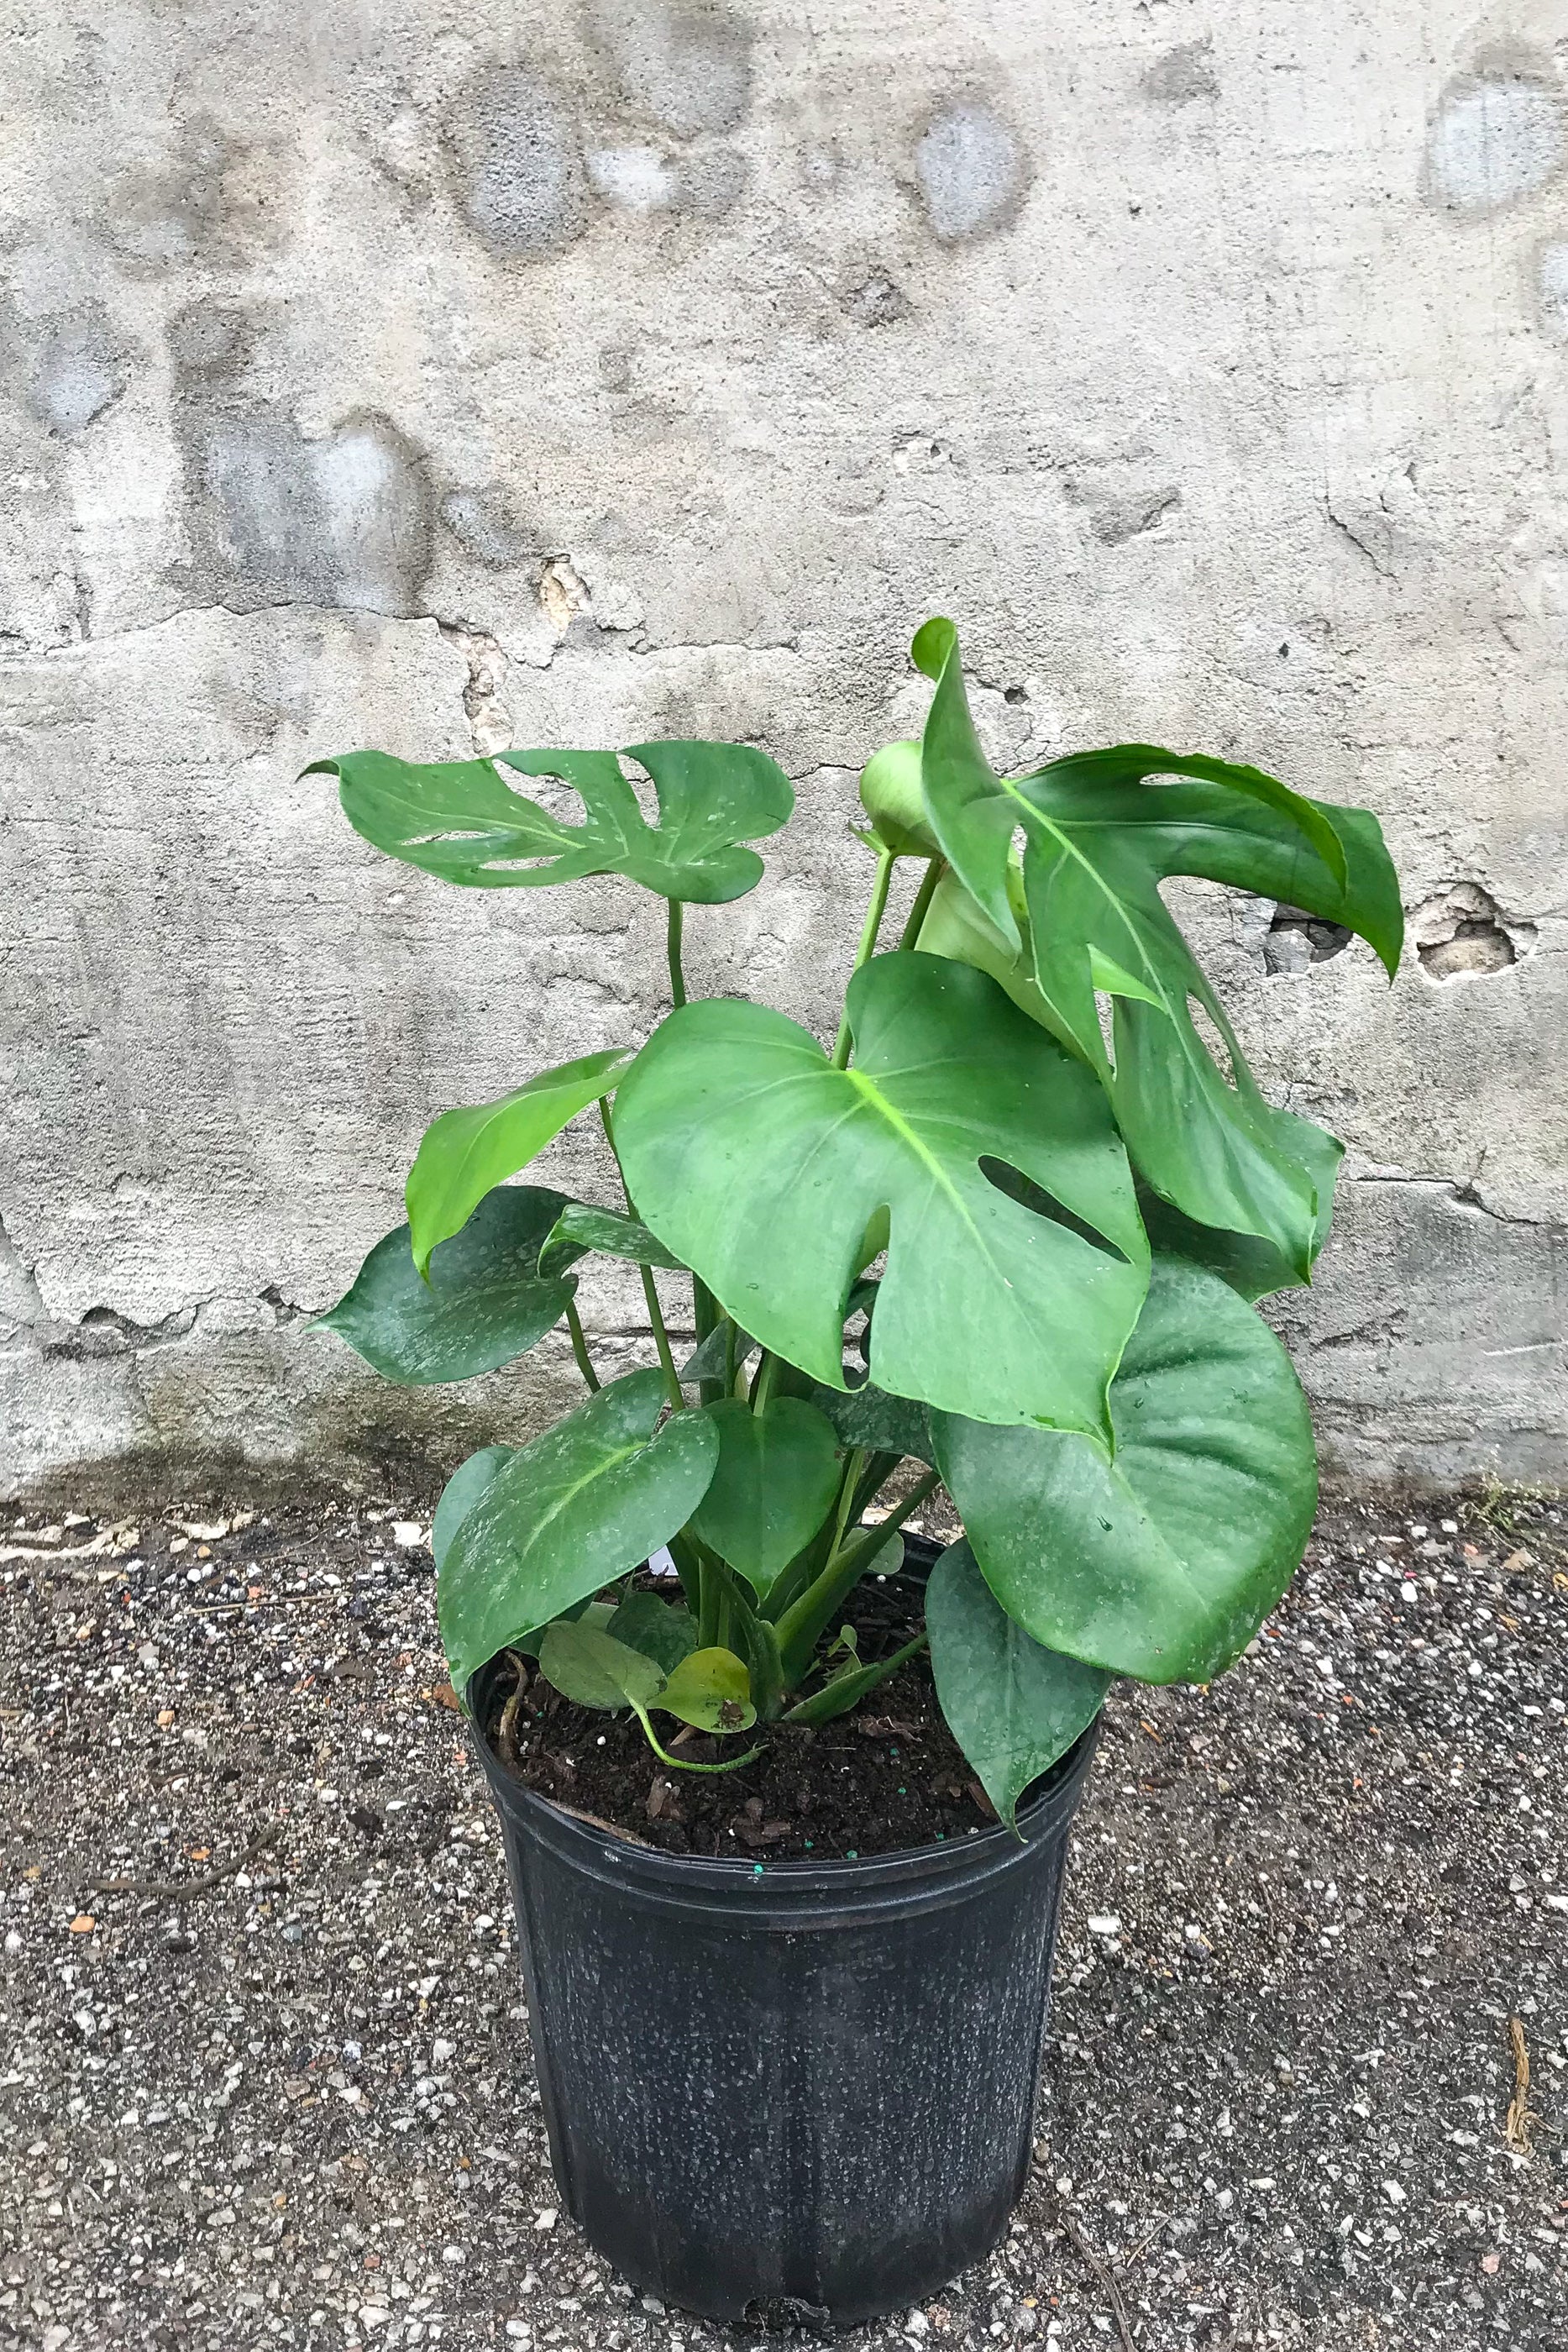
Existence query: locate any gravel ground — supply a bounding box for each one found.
[2,1483,1564,2351]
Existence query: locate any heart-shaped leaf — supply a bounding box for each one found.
[690,1398,843,1596]
[931,1259,1318,1686]
[538,1201,684,1280]
[314,1186,582,1384]
[657,1646,756,1733]
[926,1539,1109,1828]
[433,1444,513,1572]
[308,738,794,903]
[438,1368,720,1698]
[406,1049,633,1277]
[538,1619,664,1711]
[606,1588,700,1673]
[910,619,1402,1274]
[614,951,1150,1435]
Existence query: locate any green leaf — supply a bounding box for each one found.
[931,1259,1319,1686]
[406,1048,633,1278]
[432,1445,512,1573]
[926,1540,1109,1829]
[782,1626,928,1725]
[614,951,1150,1435]
[438,1368,720,1698]
[308,738,794,904]
[910,620,1402,1273]
[679,1320,758,1383]
[813,1383,934,1465]
[538,1619,664,1711]
[606,1588,701,1673]
[538,1202,684,1280]
[313,1186,581,1384]
[1135,1184,1328,1304]
[657,1646,757,1733]
[859,738,940,857]
[690,1398,843,1596]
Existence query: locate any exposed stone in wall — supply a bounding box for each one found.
[0,3,1565,1495]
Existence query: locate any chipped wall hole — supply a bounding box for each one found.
[1265,906,1353,976]
[1413,884,1533,981]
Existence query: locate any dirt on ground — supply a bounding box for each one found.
[0,1482,1564,2352]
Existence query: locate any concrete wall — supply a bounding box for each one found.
[2,0,1565,1499]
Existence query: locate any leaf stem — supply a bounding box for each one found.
[750,1349,780,1415]
[831,844,896,1070]
[564,1298,601,1393]
[641,1265,685,1415]
[666,898,688,1009]
[774,1467,941,1677]
[631,1701,761,1775]
[898,857,947,949]
[602,1096,685,1413]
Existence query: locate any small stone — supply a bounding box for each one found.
[69,1914,96,1935]
[1382,2179,1406,2206]
[533,2208,557,2231]
[392,1521,425,1548]
[1087,1914,1122,1936]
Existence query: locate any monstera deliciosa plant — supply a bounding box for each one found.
[309,621,1401,1824]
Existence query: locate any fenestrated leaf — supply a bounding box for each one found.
[432,1445,512,1573]
[657,1646,756,1733]
[314,1187,583,1384]
[406,1049,633,1278]
[690,1398,843,1596]
[438,1368,720,1698]
[910,619,1402,1274]
[931,1258,1319,1687]
[308,738,794,904]
[926,1539,1109,1829]
[538,1202,684,1280]
[614,951,1151,1435]
[538,1619,663,1711]
[814,1383,934,1465]
[606,1588,700,1673]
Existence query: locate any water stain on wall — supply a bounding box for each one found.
[24,303,130,438]
[913,100,1028,242]
[1141,40,1219,107]
[1427,69,1565,213]
[589,1,753,138]
[182,390,434,617]
[445,66,590,260]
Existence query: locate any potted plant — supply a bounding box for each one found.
[307,620,1402,2326]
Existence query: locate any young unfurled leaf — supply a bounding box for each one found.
[859,738,939,858]
[657,1646,757,1733]
[690,1397,842,1596]
[932,1259,1318,1686]
[910,620,1402,1274]
[538,1202,685,1280]
[438,1369,720,1699]
[314,1186,582,1385]
[406,1051,634,1278]
[606,1588,701,1674]
[538,1620,664,1711]
[926,1539,1109,1829]
[614,952,1150,1435]
[307,739,794,903]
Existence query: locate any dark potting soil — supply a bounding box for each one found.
[481,1572,1006,1861]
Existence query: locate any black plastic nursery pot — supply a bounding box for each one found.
[467,1643,1099,2328]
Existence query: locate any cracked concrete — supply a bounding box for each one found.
[2,3,1566,1495]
